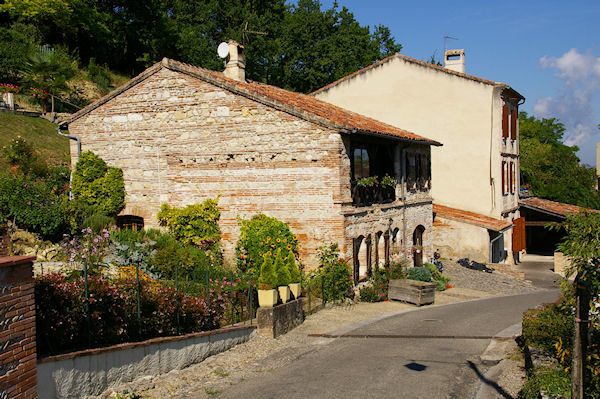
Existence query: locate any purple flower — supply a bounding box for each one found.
[26,201,31,205]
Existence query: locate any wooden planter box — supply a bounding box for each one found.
[388,279,436,306]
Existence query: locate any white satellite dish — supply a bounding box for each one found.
[217,42,229,59]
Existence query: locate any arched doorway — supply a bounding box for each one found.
[412,225,425,267]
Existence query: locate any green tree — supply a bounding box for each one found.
[21,47,77,113]
[0,23,40,83]
[519,112,600,209]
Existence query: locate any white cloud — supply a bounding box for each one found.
[534,49,600,159]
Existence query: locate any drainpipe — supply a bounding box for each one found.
[489,225,513,264]
[57,124,81,199]
[400,146,407,262]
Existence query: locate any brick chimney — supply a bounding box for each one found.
[444,49,465,74]
[223,40,246,82]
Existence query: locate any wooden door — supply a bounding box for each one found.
[512,217,526,252]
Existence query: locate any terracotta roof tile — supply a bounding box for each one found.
[311,53,524,100]
[519,197,600,218]
[63,58,441,146]
[433,204,512,232]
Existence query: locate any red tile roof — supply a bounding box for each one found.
[433,204,513,232]
[63,58,441,146]
[311,53,524,100]
[519,197,600,218]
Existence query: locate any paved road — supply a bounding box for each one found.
[515,254,559,289]
[219,290,559,399]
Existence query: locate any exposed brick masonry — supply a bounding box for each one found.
[0,256,37,399]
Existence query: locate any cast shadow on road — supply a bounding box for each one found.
[467,360,513,399]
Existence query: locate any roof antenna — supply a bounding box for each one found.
[443,35,459,53]
[242,21,267,46]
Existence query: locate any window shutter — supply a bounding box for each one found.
[501,161,506,195]
[510,108,518,140]
[509,162,514,193]
[502,105,509,138]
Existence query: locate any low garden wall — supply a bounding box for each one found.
[37,325,256,399]
[257,298,305,338]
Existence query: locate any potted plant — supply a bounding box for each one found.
[388,267,436,306]
[274,249,291,303]
[257,253,278,307]
[286,250,302,299]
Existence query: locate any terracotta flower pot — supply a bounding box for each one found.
[258,289,278,308]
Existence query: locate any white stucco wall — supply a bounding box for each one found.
[314,56,520,220]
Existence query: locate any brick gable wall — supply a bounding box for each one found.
[70,68,348,267]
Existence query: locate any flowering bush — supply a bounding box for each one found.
[359,269,388,302]
[0,83,20,94]
[61,228,111,272]
[29,87,49,99]
[236,214,298,273]
[315,242,352,302]
[0,172,67,239]
[36,273,225,356]
[36,273,129,356]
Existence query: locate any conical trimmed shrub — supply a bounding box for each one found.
[258,252,277,289]
[274,248,291,287]
[286,250,301,283]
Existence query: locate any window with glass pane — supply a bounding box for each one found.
[353,148,369,179]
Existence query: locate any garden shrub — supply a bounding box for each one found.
[236,214,298,273]
[360,269,388,302]
[71,151,125,217]
[274,248,291,286]
[388,260,407,279]
[156,199,221,249]
[424,262,450,291]
[35,273,224,356]
[518,367,571,399]
[317,243,352,302]
[0,171,67,240]
[522,302,574,355]
[258,252,277,289]
[286,250,301,283]
[2,136,48,177]
[407,267,432,282]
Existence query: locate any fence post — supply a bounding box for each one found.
[249,283,253,325]
[230,271,234,326]
[136,262,141,338]
[307,275,311,316]
[321,275,326,307]
[83,260,90,346]
[205,269,210,311]
[175,266,180,335]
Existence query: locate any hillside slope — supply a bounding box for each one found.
[0,113,70,169]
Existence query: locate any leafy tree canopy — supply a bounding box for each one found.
[0,0,402,93]
[519,112,600,209]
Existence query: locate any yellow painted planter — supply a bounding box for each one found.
[258,289,278,308]
[288,283,302,299]
[278,286,291,303]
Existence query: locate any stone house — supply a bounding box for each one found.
[60,42,441,277]
[312,49,525,264]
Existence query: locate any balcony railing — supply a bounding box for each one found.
[351,179,396,206]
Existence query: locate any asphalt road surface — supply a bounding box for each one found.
[219,289,559,399]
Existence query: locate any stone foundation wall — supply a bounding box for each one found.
[0,256,37,399]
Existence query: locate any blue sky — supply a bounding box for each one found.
[320,0,600,165]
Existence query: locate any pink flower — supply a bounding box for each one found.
[26,201,31,205]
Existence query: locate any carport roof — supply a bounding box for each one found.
[433,204,513,232]
[519,197,599,219]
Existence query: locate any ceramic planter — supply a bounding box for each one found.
[288,283,302,299]
[258,289,278,308]
[278,285,291,303]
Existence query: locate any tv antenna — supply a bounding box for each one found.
[242,21,267,46]
[443,35,459,53]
